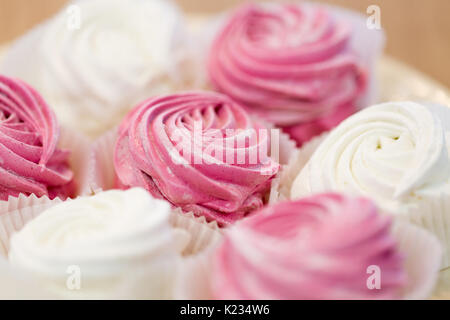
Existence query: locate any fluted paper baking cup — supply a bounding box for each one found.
[0,197,62,257]
[276,129,298,167]
[392,221,442,299]
[251,115,299,203]
[88,127,119,193]
[391,191,450,270]
[174,245,217,300]
[170,208,222,256]
[170,206,223,300]
[432,267,450,299]
[0,199,76,299]
[249,115,298,167]
[58,127,92,196]
[269,132,328,204]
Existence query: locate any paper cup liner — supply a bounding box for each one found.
[171,208,222,300]
[176,219,443,300]
[167,206,224,300]
[269,132,328,204]
[245,115,299,203]
[391,191,450,270]
[431,267,450,299]
[59,127,92,196]
[88,127,119,193]
[0,196,62,257]
[0,200,62,298]
[392,221,442,299]
[251,115,298,167]
[174,245,217,300]
[170,208,222,256]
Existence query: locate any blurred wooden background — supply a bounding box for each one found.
[0,0,449,87]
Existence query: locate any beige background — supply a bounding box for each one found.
[0,0,449,87]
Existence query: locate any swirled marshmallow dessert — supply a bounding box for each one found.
[292,102,450,210]
[212,193,407,299]
[1,0,195,137]
[114,91,279,226]
[0,74,74,200]
[9,188,188,299]
[291,101,450,266]
[208,3,376,146]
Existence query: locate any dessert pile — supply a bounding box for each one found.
[0,0,445,299]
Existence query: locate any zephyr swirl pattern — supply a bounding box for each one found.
[213,193,406,299]
[208,3,367,146]
[2,0,193,137]
[292,102,450,212]
[9,188,187,298]
[114,92,279,226]
[0,75,73,200]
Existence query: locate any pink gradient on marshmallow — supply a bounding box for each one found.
[212,193,407,299]
[208,4,367,146]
